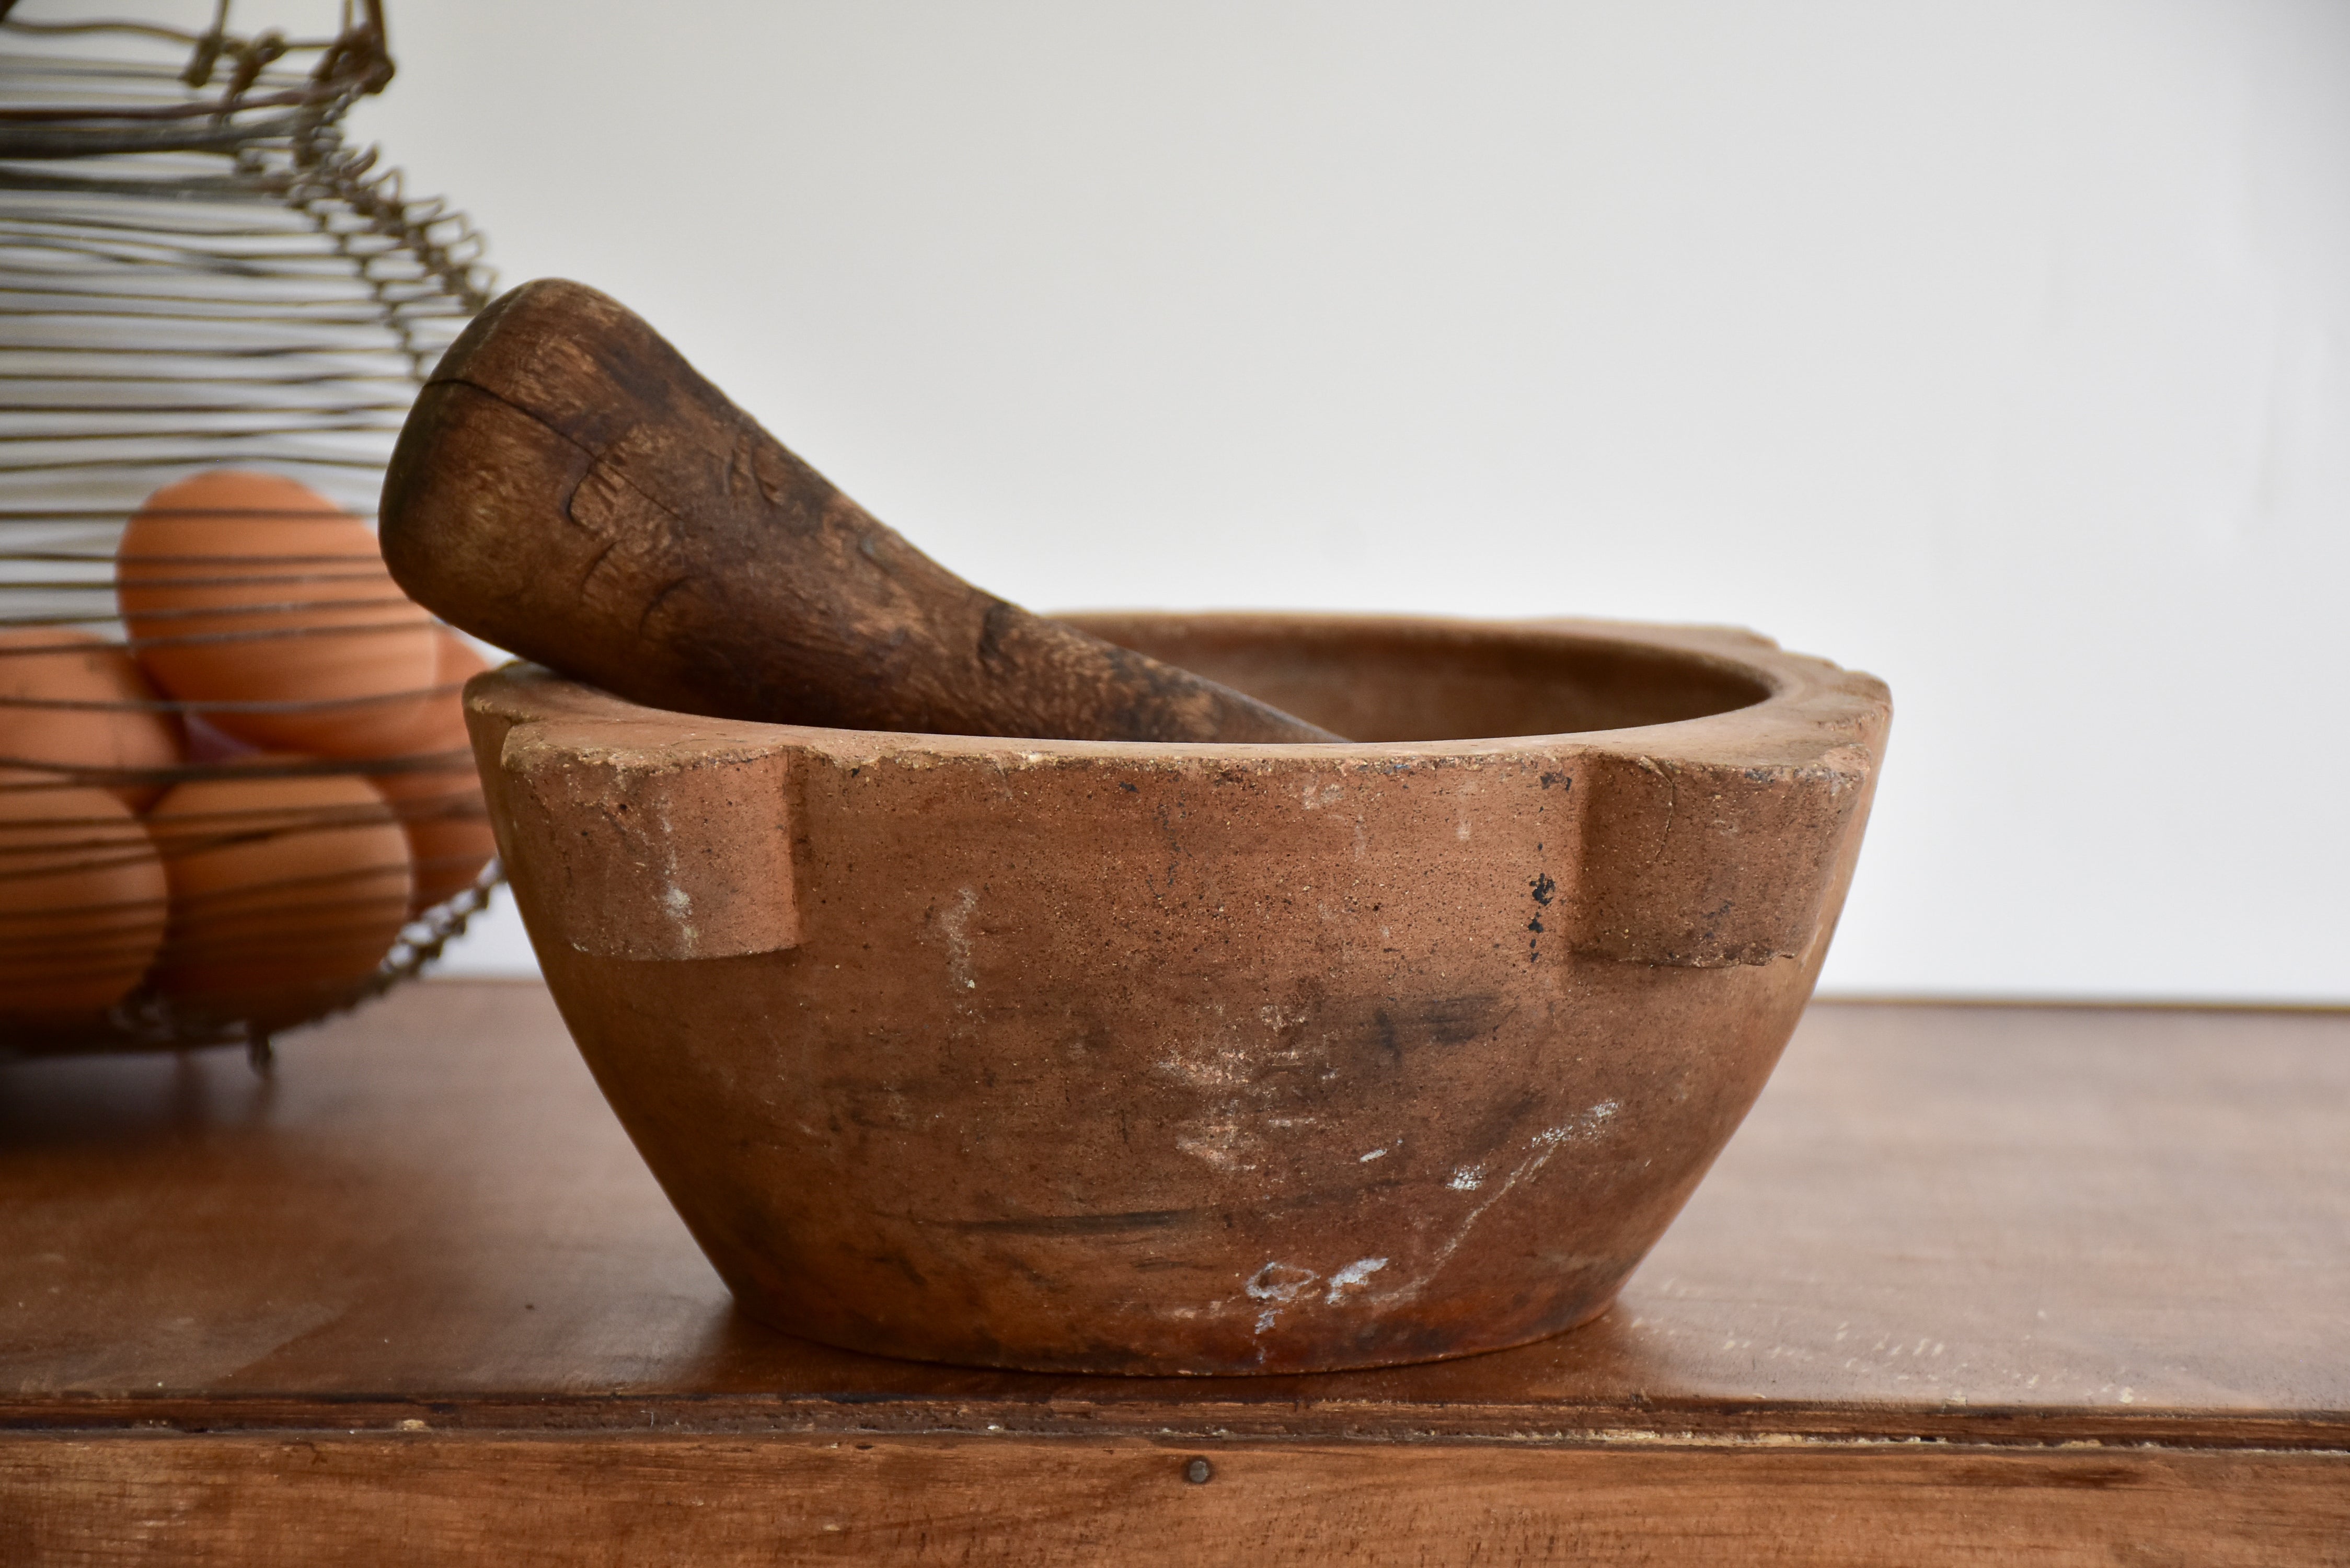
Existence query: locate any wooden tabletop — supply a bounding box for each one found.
[3,981,2345,1564]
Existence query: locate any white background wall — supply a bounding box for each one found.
[349,1,2349,1002]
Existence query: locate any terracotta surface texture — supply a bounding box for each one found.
[466,613,1891,1375]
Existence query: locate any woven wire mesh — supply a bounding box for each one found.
[1,1,500,1059]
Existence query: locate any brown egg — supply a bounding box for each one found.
[373,758,497,915]
[372,631,499,913]
[430,627,494,696]
[0,779,169,1030]
[146,763,414,1030]
[0,628,184,809]
[117,470,439,758]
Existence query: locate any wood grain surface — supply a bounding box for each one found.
[3,982,2345,1563]
[7,1437,2346,1567]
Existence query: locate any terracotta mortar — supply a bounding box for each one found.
[467,613,1889,1375]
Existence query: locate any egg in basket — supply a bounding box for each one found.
[2,471,498,1056]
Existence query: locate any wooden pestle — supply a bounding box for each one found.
[379,280,1341,744]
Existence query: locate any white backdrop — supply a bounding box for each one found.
[348,1,2349,1002]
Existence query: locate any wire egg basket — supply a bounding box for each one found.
[1,0,499,1061]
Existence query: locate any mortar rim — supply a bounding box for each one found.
[464,612,1889,770]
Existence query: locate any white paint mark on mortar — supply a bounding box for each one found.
[1380,1100,1622,1305]
[1259,1002,1307,1033]
[652,800,700,952]
[940,885,979,990]
[1324,1257,1389,1304]
[1174,1121,1256,1173]
[1246,1262,1320,1304]
[1157,1045,1253,1090]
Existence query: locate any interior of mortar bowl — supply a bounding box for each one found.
[1060,613,1775,743]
